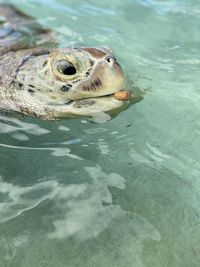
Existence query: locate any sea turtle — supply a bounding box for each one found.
[0,4,132,122]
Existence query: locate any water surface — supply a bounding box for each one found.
[0,0,200,266]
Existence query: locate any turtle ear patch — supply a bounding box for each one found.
[60,84,72,92]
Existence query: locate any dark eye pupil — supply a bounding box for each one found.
[62,65,76,75]
[57,60,76,75]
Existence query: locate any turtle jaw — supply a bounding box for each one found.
[53,94,129,120]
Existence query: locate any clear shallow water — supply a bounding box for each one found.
[0,0,200,266]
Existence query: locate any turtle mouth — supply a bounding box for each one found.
[64,89,130,106]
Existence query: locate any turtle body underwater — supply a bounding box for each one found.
[0,4,131,121]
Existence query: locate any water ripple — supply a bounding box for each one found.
[0,142,82,159]
[0,115,49,138]
[136,0,200,17]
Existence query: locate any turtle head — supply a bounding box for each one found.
[15,46,130,119]
[47,47,126,101]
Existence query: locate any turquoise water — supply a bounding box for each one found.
[0,0,200,266]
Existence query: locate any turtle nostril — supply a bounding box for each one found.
[106,56,111,63]
[106,56,115,65]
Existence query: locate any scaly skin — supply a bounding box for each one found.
[0,4,130,120]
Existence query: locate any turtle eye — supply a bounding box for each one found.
[56,60,76,75]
